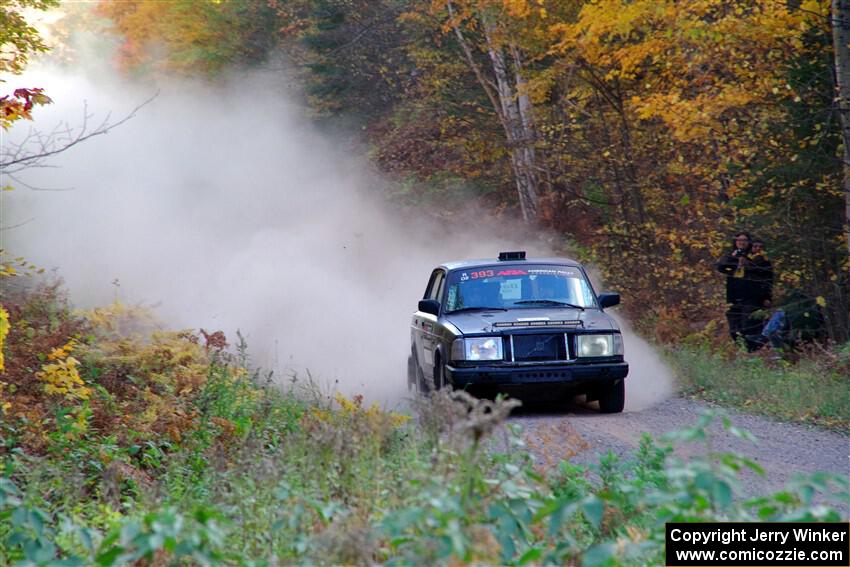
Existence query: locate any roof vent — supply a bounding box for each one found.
[498,251,526,261]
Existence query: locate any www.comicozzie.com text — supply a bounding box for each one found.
[669,526,847,546]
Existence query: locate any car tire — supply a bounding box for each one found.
[598,379,625,413]
[413,352,429,394]
[432,355,444,391]
[407,355,416,392]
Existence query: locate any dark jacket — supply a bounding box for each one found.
[717,249,756,305]
[747,254,773,306]
[782,290,827,343]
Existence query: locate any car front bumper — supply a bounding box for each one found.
[446,361,628,388]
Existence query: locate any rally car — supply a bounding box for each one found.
[408,251,628,412]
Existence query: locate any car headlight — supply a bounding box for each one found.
[451,337,503,361]
[577,333,624,357]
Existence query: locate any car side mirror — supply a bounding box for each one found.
[418,299,440,316]
[598,292,620,309]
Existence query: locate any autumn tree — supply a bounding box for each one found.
[418,0,551,221]
[1,0,149,261]
[0,0,58,367]
[832,0,850,265]
[528,0,847,339]
[0,0,56,75]
[1,0,57,280]
[0,0,57,129]
[96,0,280,76]
[93,0,849,340]
[0,1,154,189]
[283,0,413,121]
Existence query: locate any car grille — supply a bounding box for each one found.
[509,333,568,362]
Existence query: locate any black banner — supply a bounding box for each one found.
[666,522,849,566]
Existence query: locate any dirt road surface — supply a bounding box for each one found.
[511,396,849,511]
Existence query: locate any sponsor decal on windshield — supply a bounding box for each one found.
[527,268,581,278]
[456,266,581,281]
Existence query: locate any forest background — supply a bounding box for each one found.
[82,0,850,345]
[0,2,848,564]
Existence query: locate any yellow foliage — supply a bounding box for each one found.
[37,339,91,401]
[334,391,360,413]
[553,0,821,147]
[0,381,11,415]
[0,305,9,372]
[0,89,52,130]
[47,338,78,361]
[79,301,158,339]
[310,406,331,422]
[333,392,411,428]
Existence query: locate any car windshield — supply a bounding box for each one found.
[444,264,597,313]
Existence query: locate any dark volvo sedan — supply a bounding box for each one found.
[408,252,628,412]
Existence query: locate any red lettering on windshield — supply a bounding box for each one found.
[470,269,495,279]
[497,269,527,276]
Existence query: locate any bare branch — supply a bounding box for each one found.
[6,172,73,192]
[0,217,34,231]
[445,0,505,126]
[0,92,158,171]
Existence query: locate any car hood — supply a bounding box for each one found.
[444,308,619,335]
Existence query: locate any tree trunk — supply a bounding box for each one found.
[832,0,850,267]
[482,22,539,221]
[511,46,549,212]
[445,1,541,221]
[596,98,630,222]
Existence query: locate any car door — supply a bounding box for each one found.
[412,268,445,378]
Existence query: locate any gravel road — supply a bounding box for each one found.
[511,395,849,511]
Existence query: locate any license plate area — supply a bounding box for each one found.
[510,333,568,362]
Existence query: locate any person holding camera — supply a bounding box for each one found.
[716,232,761,349]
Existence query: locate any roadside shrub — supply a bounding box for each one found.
[668,343,850,430]
[2,282,845,565]
[3,382,847,566]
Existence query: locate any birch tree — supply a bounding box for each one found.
[444,0,542,221]
[832,0,850,264]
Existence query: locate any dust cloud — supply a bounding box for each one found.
[3,50,673,410]
[613,317,676,411]
[582,269,677,411]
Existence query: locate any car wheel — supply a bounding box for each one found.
[407,355,416,392]
[432,357,445,391]
[413,352,429,394]
[598,379,625,413]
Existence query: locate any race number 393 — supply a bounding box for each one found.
[665,522,849,566]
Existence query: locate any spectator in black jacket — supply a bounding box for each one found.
[745,238,775,351]
[716,232,761,349]
[748,238,774,309]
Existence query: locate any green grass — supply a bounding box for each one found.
[667,344,850,431]
[3,372,847,566]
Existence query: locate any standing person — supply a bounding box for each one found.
[746,238,774,351]
[716,232,757,348]
[748,238,774,309]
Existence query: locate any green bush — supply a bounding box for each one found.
[3,374,847,566]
